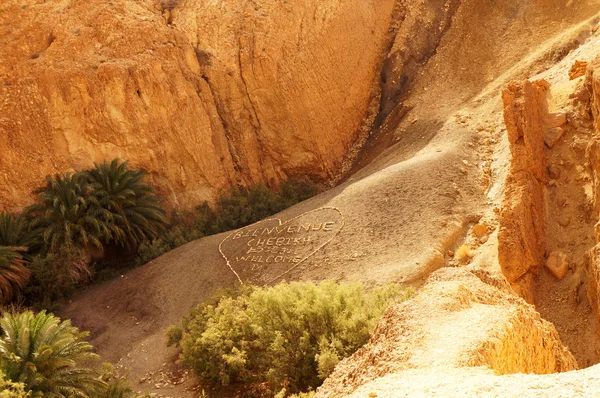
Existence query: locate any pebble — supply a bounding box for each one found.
[558,217,571,227]
[472,224,488,238]
[548,164,561,180]
[545,127,564,148]
[546,251,569,280]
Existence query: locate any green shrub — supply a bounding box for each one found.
[176,281,412,394]
[280,179,318,204]
[276,390,315,398]
[165,325,183,347]
[97,363,134,398]
[135,180,318,265]
[22,246,92,308]
[0,370,30,398]
[211,184,288,232]
[136,226,190,265]
[206,180,318,235]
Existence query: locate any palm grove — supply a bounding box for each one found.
[0,158,325,396]
[0,158,167,396]
[0,158,406,397]
[0,159,166,307]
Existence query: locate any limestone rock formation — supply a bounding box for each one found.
[315,268,577,397]
[498,80,548,283]
[0,0,396,211]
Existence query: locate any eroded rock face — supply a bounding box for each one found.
[584,58,600,328]
[0,0,396,211]
[498,80,548,283]
[585,57,600,220]
[586,245,600,327]
[315,268,577,398]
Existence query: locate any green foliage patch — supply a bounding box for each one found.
[136,179,317,264]
[170,280,412,394]
[0,370,29,398]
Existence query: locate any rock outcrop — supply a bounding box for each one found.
[0,0,396,211]
[315,268,577,397]
[498,80,548,283]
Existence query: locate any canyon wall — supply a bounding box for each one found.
[1,0,588,212]
[0,0,396,211]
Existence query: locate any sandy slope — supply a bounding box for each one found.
[59,1,600,396]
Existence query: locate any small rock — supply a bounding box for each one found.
[472,223,488,238]
[558,218,571,227]
[569,60,588,80]
[572,138,587,153]
[547,164,561,180]
[448,250,455,257]
[544,112,567,128]
[546,251,569,280]
[479,236,489,244]
[544,127,564,148]
[369,393,378,398]
[548,180,557,187]
[571,87,591,102]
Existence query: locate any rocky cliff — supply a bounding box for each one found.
[0,0,398,211]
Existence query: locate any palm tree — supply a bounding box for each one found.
[25,172,117,254]
[85,159,166,249]
[0,311,106,397]
[0,213,41,255]
[0,247,31,305]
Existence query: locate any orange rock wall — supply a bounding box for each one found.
[498,81,548,283]
[0,0,396,211]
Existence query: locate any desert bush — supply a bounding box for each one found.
[174,281,412,394]
[280,179,318,205]
[97,363,134,398]
[276,390,315,398]
[136,226,189,265]
[22,246,92,308]
[210,184,288,232]
[136,180,317,265]
[202,180,318,234]
[0,370,29,398]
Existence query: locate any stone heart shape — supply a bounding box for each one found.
[219,207,344,285]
